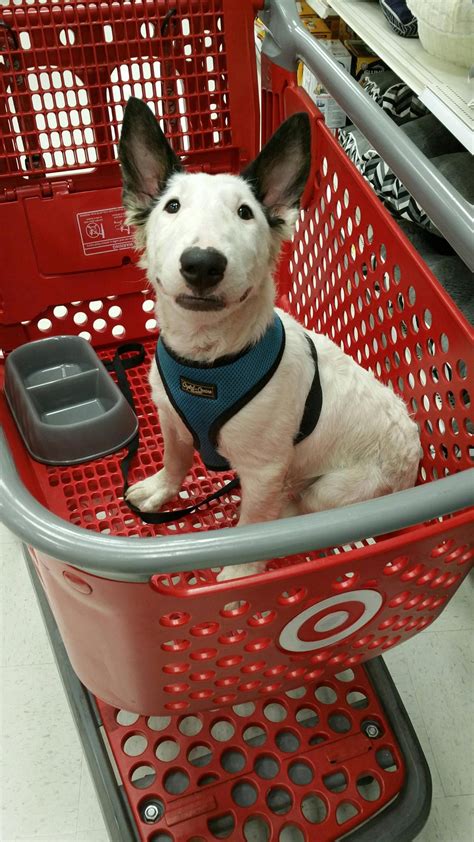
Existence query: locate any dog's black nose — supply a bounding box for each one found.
[180,247,227,291]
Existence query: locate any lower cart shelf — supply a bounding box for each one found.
[24,545,432,842]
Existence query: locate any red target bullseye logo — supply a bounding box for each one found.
[279,590,383,652]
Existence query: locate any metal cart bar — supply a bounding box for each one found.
[22,545,140,842]
[1,430,473,581]
[261,0,474,271]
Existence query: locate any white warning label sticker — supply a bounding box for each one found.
[77,206,135,256]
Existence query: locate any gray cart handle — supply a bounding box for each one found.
[262,0,474,271]
[1,429,473,581]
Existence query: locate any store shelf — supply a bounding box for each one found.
[306,0,333,16]
[308,0,473,152]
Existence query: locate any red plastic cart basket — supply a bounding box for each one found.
[0,1,472,841]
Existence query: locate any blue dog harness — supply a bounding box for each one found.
[155,313,323,471]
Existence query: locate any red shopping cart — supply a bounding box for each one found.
[0,1,472,841]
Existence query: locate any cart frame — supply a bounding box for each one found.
[0,0,472,839]
[23,542,433,842]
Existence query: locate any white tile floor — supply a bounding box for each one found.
[1,519,473,842]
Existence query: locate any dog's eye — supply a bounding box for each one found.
[164,199,180,214]
[238,204,254,220]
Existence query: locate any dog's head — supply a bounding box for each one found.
[119,97,310,315]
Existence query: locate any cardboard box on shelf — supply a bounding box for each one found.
[297,41,351,129]
[314,92,347,130]
[296,1,318,14]
[296,3,354,40]
[344,39,385,79]
[326,15,354,41]
[300,15,332,38]
[320,39,352,72]
[298,58,348,129]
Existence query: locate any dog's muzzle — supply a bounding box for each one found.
[179,246,227,291]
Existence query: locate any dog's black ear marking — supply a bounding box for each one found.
[242,112,311,225]
[119,97,183,226]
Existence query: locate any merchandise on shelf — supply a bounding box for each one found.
[299,14,332,38]
[339,106,471,246]
[327,15,354,41]
[298,41,352,129]
[296,0,318,13]
[321,38,353,71]
[297,3,354,40]
[406,0,473,68]
[379,0,419,38]
[344,39,387,78]
[360,69,428,124]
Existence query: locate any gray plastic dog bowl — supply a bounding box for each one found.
[4,335,138,465]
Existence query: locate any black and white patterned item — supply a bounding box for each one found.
[338,129,430,229]
[362,73,427,124]
[338,130,473,323]
[338,112,469,237]
[379,0,418,37]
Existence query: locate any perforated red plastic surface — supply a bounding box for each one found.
[1,6,473,840]
[25,512,472,716]
[96,666,405,842]
[284,118,473,487]
[1,63,473,716]
[0,0,261,346]
[0,0,260,184]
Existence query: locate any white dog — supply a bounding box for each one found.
[119,98,421,579]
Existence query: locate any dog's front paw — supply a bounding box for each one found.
[125,470,177,513]
[216,561,266,583]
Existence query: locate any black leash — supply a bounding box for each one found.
[105,344,240,525]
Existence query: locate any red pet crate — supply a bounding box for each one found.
[0,1,472,841]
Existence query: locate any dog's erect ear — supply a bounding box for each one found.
[119,97,182,223]
[242,112,311,224]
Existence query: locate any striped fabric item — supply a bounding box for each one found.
[337,72,468,237]
[338,130,431,230]
[379,0,418,37]
[362,78,427,124]
[363,156,431,228]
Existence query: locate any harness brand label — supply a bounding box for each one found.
[180,377,217,400]
[77,207,134,256]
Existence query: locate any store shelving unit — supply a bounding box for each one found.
[307,0,473,152]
